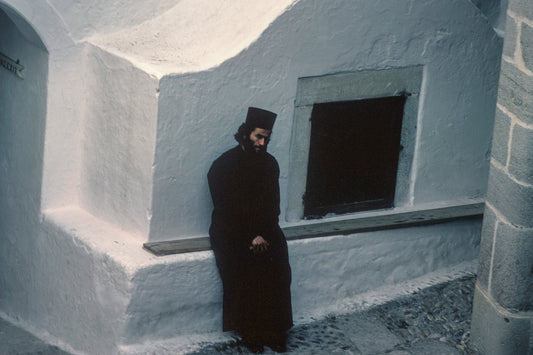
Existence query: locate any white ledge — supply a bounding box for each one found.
[41,206,209,274]
[144,198,485,256]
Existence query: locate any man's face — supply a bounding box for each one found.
[248,128,271,153]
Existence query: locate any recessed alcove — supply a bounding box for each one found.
[0,7,48,243]
[0,0,48,330]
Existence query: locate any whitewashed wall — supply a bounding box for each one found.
[79,44,159,238]
[0,0,504,354]
[149,0,502,241]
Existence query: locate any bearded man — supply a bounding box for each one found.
[207,107,293,353]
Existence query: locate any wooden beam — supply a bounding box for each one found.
[143,199,485,256]
[143,237,211,256]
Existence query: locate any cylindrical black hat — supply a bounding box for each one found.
[245,107,277,130]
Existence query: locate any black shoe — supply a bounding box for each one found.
[266,333,287,353]
[242,334,264,354]
[268,343,287,353]
[244,340,264,353]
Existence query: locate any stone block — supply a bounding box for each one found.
[497,61,533,126]
[521,23,533,81]
[509,124,533,184]
[471,286,532,355]
[491,222,533,311]
[509,0,533,21]
[486,163,533,228]
[490,107,511,166]
[338,314,401,354]
[503,15,517,58]
[408,339,460,355]
[476,207,498,290]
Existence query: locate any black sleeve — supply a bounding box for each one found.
[208,156,251,259]
[252,157,281,240]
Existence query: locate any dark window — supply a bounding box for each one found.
[304,95,406,219]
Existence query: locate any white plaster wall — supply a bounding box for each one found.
[0,2,122,353]
[32,215,132,354]
[0,0,502,353]
[106,218,480,354]
[37,206,220,353]
[1,0,85,211]
[12,209,479,354]
[123,253,220,344]
[47,0,183,41]
[149,0,502,241]
[125,219,481,341]
[80,44,159,238]
[289,219,481,319]
[0,1,161,239]
[88,0,299,78]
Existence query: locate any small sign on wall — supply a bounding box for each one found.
[0,52,24,79]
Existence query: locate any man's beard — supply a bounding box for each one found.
[243,137,266,154]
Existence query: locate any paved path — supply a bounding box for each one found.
[187,276,479,354]
[0,276,478,354]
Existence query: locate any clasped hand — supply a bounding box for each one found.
[250,236,269,254]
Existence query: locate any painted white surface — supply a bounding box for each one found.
[47,0,189,42]
[88,0,299,78]
[0,0,502,353]
[38,207,480,354]
[149,0,502,241]
[121,260,478,355]
[0,0,86,211]
[38,206,219,352]
[79,44,159,238]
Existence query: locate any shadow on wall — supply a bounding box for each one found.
[0,3,48,316]
[471,0,508,34]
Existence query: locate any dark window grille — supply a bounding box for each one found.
[304,95,407,219]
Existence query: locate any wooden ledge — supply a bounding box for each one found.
[143,199,485,256]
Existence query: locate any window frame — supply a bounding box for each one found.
[286,66,423,222]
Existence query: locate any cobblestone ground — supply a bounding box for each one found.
[0,317,70,355]
[187,276,478,355]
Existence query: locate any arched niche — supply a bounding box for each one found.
[0,2,49,308]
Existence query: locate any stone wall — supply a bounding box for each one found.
[471,0,533,353]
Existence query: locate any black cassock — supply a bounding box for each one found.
[208,146,293,336]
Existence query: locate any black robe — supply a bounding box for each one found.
[208,146,293,336]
